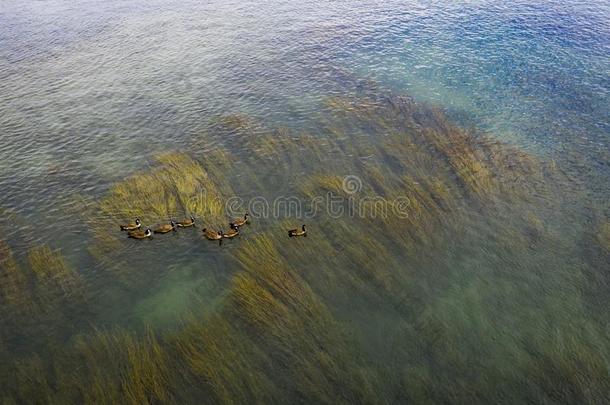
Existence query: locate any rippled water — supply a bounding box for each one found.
[1,0,608,228]
[1,0,609,402]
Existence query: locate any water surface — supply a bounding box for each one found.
[0,0,609,403]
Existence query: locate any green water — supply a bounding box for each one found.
[2,89,609,403]
[1,0,609,403]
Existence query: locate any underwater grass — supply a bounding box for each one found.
[0,242,87,355]
[596,222,610,254]
[27,246,85,310]
[1,234,379,404]
[1,89,609,404]
[84,152,227,260]
[0,240,28,313]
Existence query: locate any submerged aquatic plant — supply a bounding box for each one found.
[83,152,227,260]
[0,242,87,362]
[1,87,609,404]
[596,222,610,253]
[0,240,27,312]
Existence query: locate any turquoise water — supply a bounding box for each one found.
[1,0,610,402]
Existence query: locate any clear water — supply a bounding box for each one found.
[1,0,608,222]
[1,0,609,401]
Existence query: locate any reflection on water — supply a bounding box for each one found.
[0,0,609,403]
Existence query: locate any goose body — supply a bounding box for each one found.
[176,216,196,228]
[222,224,240,239]
[153,220,177,234]
[128,228,152,239]
[288,224,307,237]
[120,218,141,231]
[230,213,249,228]
[203,228,223,241]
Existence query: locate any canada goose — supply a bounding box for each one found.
[230,213,249,228]
[203,228,223,241]
[288,224,307,237]
[128,228,152,239]
[176,216,196,228]
[222,224,240,239]
[153,220,177,234]
[120,218,141,231]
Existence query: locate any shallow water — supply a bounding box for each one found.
[1,0,608,229]
[1,0,609,403]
